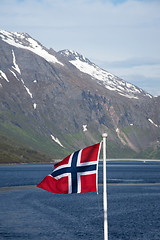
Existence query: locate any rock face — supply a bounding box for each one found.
[0,30,160,159]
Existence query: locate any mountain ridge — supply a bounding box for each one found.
[59,49,153,99]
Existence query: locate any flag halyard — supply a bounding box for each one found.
[37,143,101,194]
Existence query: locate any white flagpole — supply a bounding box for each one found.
[102,133,108,240]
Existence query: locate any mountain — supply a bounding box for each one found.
[0,30,160,163]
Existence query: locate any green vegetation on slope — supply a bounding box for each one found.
[137,146,160,159]
[0,134,53,164]
[0,117,69,161]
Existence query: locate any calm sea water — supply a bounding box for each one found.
[0,161,160,240]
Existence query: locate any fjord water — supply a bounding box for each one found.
[0,162,160,240]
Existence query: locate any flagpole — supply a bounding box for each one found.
[102,133,108,240]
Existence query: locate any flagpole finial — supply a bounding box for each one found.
[102,133,108,138]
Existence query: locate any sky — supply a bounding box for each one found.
[0,0,160,96]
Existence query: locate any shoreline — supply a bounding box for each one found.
[0,159,61,166]
[0,158,160,166]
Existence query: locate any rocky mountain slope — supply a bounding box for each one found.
[0,30,160,162]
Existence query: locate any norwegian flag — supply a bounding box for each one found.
[37,143,101,194]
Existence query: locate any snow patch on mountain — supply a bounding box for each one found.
[0,70,9,82]
[12,50,21,74]
[51,134,64,148]
[24,85,33,98]
[9,69,19,81]
[33,103,37,109]
[20,78,33,99]
[60,50,152,99]
[10,50,33,99]
[83,124,87,132]
[148,118,159,128]
[0,30,63,66]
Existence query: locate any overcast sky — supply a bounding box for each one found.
[1,0,160,96]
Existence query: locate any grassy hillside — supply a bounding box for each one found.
[0,117,159,164]
[137,145,160,159]
[0,115,70,163]
[1,133,159,164]
[0,134,55,164]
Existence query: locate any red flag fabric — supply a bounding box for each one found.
[37,143,101,194]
